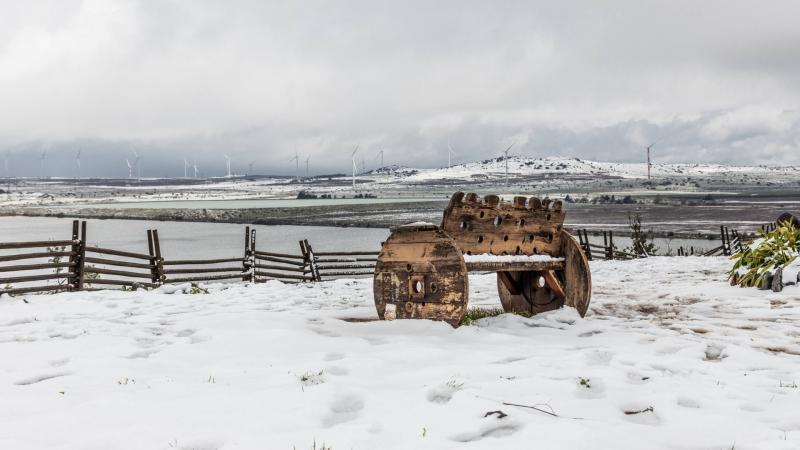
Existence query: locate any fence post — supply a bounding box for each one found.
[300,239,320,282]
[250,229,257,283]
[74,221,87,291]
[608,231,615,260]
[152,230,165,285]
[581,230,592,261]
[147,230,159,284]
[242,226,253,282]
[67,220,79,291]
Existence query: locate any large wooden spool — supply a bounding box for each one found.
[373,223,469,326]
[373,192,592,325]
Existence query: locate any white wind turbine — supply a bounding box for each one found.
[132,150,141,180]
[75,149,82,179]
[224,154,232,177]
[447,139,457,169]
[351,145,359,189]
[646,142,656,180]
[375,147,384,169]
[183,158,190,178]
[193,161,199,178]
[502,143,515,187]
[125,159,133,179]
[40,150,47,179]
[305,155,311,178]
[289,149,299,180]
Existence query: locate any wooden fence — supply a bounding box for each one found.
[1,220,750,296]
[0,221,379,296]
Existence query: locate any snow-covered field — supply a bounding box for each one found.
[1,257,799,449]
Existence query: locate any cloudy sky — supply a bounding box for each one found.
[1,0,799,177]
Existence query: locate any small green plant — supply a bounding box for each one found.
[188,283,209,294]
[624,213,659,256]
[298,370,325,387]
[460,307,532,326]
[579,377,591,388]
[729,223,799,287]
[47,245,68,285]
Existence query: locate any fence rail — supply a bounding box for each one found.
[0,220,754,297]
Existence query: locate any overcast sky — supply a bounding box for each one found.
[1,0,799,177]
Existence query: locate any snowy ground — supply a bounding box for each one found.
[1,257,799,449]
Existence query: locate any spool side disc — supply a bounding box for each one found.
[373,224,469,326]
[560,230,592,317]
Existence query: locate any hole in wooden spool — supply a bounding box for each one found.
[477,235,484,243]
[413,280,423,293]
[494,217,502,226]
[515,246,521,254]
[406,264,412,272]
[520,219,525,227]
[460,220,468,229]
[546,213,551,221]
[537,276,546,288]
[479,211,485,218]
[533,247,539,254]
[430,283,437,293]
[503,235,509,241]
[466,251,472,255]
[529,234,535,242]
[546,232,553,243]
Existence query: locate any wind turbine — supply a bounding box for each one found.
[224,154,232,177]
[305,155,311,178]
[183,158,190,178]
[376,147,384,168]
[75,149,82,179]
[646,142,656,180]
[289,150,299,180]
[193,161,199,178]
[40,150,47,179]
[125,159,133,179]
[248,160,256,175]
[351,145,359,189]
[502,143,515,187]
[132,150,141,180]
[447,139,457,169]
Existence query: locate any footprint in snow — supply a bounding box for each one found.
[15,372,71,386]
[427,380,464,404]
[176,328,196,337]
[451,421,522,442]
[325,365,349,376]
[323,352,345,361]
[676,396,701,408]
[322,392,365,427]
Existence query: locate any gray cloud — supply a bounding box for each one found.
[1,0,799,177]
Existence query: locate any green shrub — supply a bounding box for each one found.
[729,223,800,287]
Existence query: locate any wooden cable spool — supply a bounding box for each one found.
[373,223,468,326]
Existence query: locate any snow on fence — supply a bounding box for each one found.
[0,221,378,296]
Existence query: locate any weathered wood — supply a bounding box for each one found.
[165,274,245,283]
[315,257,378,263]
[0,240,76,250]
[560,229,592,317]
[317,264,376,270]
[0,251,74,263]
[0,284,73,295]
[152,229,165,283]
[68,220,80,290]
[163,267,245,274]
[83,257,155,270]
[440,191,565,256]
[373,223,469,326]
[253,250,305,260]
[497,271,564,314]
[253,271,312,281]
[163,258,244,265]
[84,267,153,279]
[465,260,564,272]
[313,251,380,256]
[86,279,159,288]
[84,246,154,260]
[76,221,87,290]
[0,272,74,284]
[252,255,306,267]
[0,262,75,273]
[252,264,307,273]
